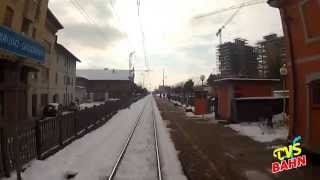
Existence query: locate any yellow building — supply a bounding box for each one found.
[0,0,63,122]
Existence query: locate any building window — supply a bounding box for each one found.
[42,69,49,82]
[41,94,48,106]
[0,91,4,117]
[53,94,58,103]
[300,0,320,41]
[67,77,70,85]
[44,41,51,54]
[0,69,4,83]
[31,72,38,81]
[21,18,31,35]
[311,82,320,106]
[20,67,28,84]
[32,94,37,117]
[55,72,58,84]
[3,6,14,28]
[32,27,37,39]
[35,0,42,22]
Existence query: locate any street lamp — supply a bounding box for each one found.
[200,75,205,86]
[200,75,206,120]
[280,63,288,122]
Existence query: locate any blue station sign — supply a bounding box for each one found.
[0,26,45,63]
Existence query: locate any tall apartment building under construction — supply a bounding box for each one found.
[217,38,258,78]
[256,34,285,78]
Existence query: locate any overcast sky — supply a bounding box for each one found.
[49,0,283,90]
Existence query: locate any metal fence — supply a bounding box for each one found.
[0,97,141,177]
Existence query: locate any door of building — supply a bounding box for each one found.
[32,94,37,117]
[309,80,320,148]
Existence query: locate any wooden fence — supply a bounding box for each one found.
[0,97,141,177]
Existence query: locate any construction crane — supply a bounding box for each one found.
[216,7,242,45]
[194,0,266,45]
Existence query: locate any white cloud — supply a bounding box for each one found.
[49,0,283,90]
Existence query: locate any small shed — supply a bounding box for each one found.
[194,89,208,115]
[214,78,281,121]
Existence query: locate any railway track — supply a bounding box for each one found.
[107,98,163,180]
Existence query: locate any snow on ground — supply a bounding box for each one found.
[152,98,187,180]
[185,112,215,119]
[226,113,288,143]
[61,111,73,115]
[114,98,157,180]
[5,96,187,180]
[171,100,183,106]
[5,97,148,180]
[79,102,105,110]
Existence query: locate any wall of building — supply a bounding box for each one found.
[256,34,285,78]
[215,84,232,120]
[278,0,320,149]
[218,39,258,78]
[215,80,280,120]
[0,0,53,120]
[54,48,77,106]
[86,80,130,101]
[233,81,278,98]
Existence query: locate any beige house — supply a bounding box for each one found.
[0,0,79,122]
[54,44,80,106]
[27,9,63,117]
[0,0,51,121]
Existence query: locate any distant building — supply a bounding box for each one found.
[256,34,285,78]
[53,44,81,106]
[76,69,134,101]
[268,0,320,152]
[27,9,63,117]
[217,38,258,78]
[214,78,281,121]
[75,86,87,103]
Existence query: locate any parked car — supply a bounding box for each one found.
[43,103,62,117]
[68,102,80,111]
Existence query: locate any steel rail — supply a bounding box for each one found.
[107,99,149,180]
[152,100,163,180]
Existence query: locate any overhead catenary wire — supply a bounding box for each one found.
[137,0,149,70]
[108,0,135,51]
[193,0,266,19]
[67,0,134,53]
[68,0,109,41]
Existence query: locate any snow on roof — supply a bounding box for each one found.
[235,96,288,101]
[76,69,132,81]
[214,78,280,82]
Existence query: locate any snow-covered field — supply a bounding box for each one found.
[226,113,288,143]
[5,95,186,180]
[79,102,105,110]
[185,112,215,119]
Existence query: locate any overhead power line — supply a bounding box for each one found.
[108,0,135,51]
[68,0,111,42]
[68,0,134,52]
[193,0,266,19]
[136,0,149,70]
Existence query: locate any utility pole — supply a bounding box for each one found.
[162,69,165,98]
